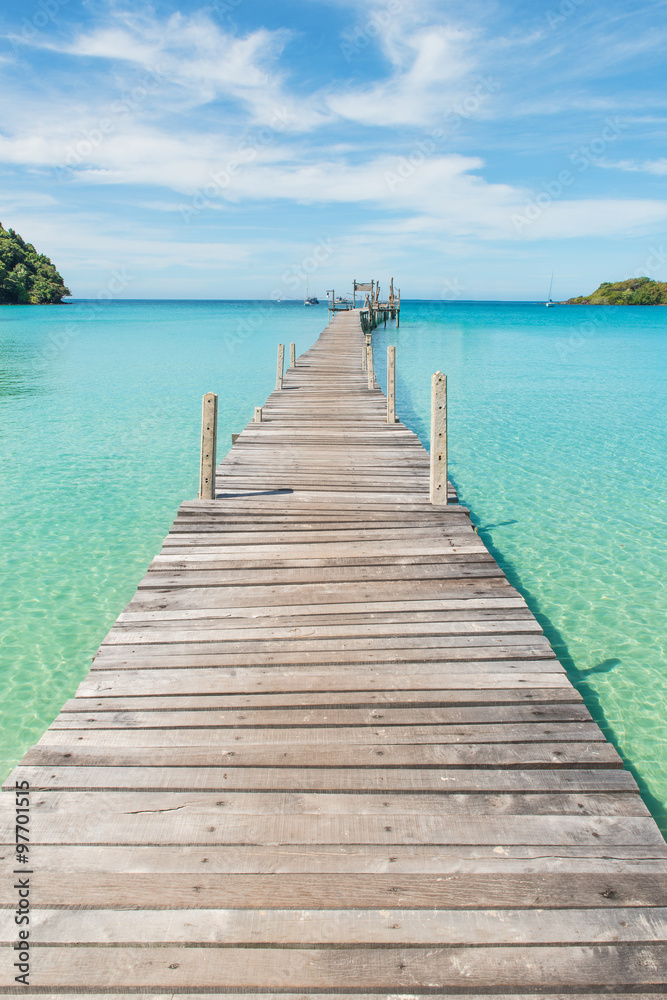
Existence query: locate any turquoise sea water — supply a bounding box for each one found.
[1,299,666,833]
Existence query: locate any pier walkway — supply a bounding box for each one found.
[2,309,666,994]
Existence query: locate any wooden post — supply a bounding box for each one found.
[289,342,296,368]
[362,344,367,370]
[276,343,284,390]
[430,372,447,505]
[367,343,374,389]
[253,406,262,423]
[198,392,218,500]
[387,345,396,424]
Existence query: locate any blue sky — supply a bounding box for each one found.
[1,0,667,299]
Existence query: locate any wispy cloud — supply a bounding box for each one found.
[8,9,327,128]
[600,157,667,175]
[330,15,479,126]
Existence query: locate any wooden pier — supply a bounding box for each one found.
[2,306,666,994]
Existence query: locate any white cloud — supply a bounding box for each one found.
[4,209,252,273]
[7,10,328,130]
[330,21,479,126]
[0,191,59,215]
[510,198,667,241]
[599,158,667,176]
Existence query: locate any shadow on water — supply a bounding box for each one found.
[476,519,519,531]
[464,491,667,838]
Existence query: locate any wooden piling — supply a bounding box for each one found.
[253,406,263,423]
[387,345,396,424]
[430,371,447,505]
[367,343,374,389]
[198,392,218,500]
[276,343,285,390]
[289,342,296,368]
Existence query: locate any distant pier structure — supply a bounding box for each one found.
[327,278,401,332]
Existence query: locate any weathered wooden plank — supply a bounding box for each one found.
[138,561,507,588]
[90,640,558,668]
[49,703,591,729]
[2,788,650,819]
[60,687,584,711]
[36,722,606,746]
[2,871,666,908]
[5,766,636,793]
[5,807,658,848]
[123,591,515,611]
[15,740,625,768]
[76,667,573,696]
[7,906,666,945]
[126,580,518,611]
[0,994,655,1000]
[2,943,666,989]
[116,604,533,626]
[101,619,544,646]
[4,843,666,876]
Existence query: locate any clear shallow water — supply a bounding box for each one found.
[374,302,667,831]
[0,300,325,774]
[1,300,666,836]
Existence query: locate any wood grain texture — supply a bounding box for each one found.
[1,308,664,995]
[2,944,666,989]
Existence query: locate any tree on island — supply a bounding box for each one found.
[565,276,667,305]
[0,223,71,304]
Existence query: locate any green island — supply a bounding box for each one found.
[564,276,667,305]
[0,222,71,304]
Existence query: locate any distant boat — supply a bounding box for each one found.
[546,272,555,307]
[304,277,318,306]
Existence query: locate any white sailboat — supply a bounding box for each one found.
[546,272,555,307]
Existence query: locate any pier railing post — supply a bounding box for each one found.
[276,343,285,390]
[253,406,263,423]
[198,392,218,500]
[430,372,447,505]
[289,342,296,368]
[387,345,396,423]
[367,343,374,389]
